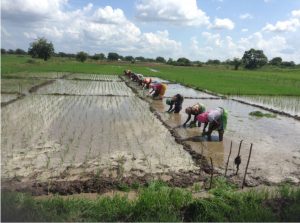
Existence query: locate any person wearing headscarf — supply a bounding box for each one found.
[197,107,228,141]
[183,103,206,127]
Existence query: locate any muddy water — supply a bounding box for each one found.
[1,95,198,183]
[231,95,300,117]
[66,74,121,81]
[36,79,134,96]
[147,77,170,84]
[152,98,300,183]
[165,84,219,98]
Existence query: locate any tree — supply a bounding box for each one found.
[167,58,174,65]
[15,48,27,55]
[269,57,282,66]
[242,48,268,69]
[177,57,191,66]
[135,56,145,62]
[28,37,54,61]
[206,59,221,65]
[231,58,242,70]
[1,48,6,54]
[76,51,88,62]
[281,61,295,67]
[58,52,67,57]
[124,56,134,61]
[107,52,119,61]
[7,49,15,54]
[156,56,166,63]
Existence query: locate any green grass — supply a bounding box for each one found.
[249,111,277,118]
[2,55,300,95]
[2,180,300,222]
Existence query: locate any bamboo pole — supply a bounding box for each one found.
[235,140,243,175]
[224,140,232,176]
[209,157,214,189]
[242,143,253,189]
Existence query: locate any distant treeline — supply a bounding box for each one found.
[1,48,297,69]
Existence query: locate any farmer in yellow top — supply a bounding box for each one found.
[149,82,167,100]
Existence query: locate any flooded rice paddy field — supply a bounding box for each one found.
[126,78,300,184]
[66,74,121,81]
[1,73,300,194]
[1,77,198,188]
[35,79,134,96]
[1,78,47,94]
[2,72,68,79]
[153,98,300,183]
[231,95,300,117]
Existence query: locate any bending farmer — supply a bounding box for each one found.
[197,107,228,141]
[142,78,152,89]
[149,83,167,100]
[183,103,206,127]
[166,94,184,113]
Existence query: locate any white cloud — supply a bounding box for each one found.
[24,32,37,39]
[1,0,67,22]
[291,10,300,18]
[240,13,253,20]
[92,6,127,24]
[263,19,300,32]
[210,18,235,30]
[2,0,182,58]
[262,9,300,32]
[135,0,210,26]
[189,31,300,62]
[242,28,248,32]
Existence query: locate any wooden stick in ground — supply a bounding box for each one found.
[209,157,214,189]
[242,143,253,189]
[224,141,232,177]
[235,140,243,175]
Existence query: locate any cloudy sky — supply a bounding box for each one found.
[2,0,300,62]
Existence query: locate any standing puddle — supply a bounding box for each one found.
[231,95,300,117]
[152,98,300,184]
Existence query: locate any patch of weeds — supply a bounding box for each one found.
[131,181,141,190]
[26,59,36,64]
[132,181,192,222]
[193,182,202,192]
[209,176,237,196]
[249,111,277,118]
[117,183,130,192]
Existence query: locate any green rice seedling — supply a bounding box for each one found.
[249,111,277,118]
[193,183,202,192]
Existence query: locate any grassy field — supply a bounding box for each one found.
[2,179,300,222]
[2,54,300,96]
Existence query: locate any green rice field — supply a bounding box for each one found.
[2,55,300,96]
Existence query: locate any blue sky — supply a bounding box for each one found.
[2,0,300,62]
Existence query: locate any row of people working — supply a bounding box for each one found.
[124,70,228,141]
